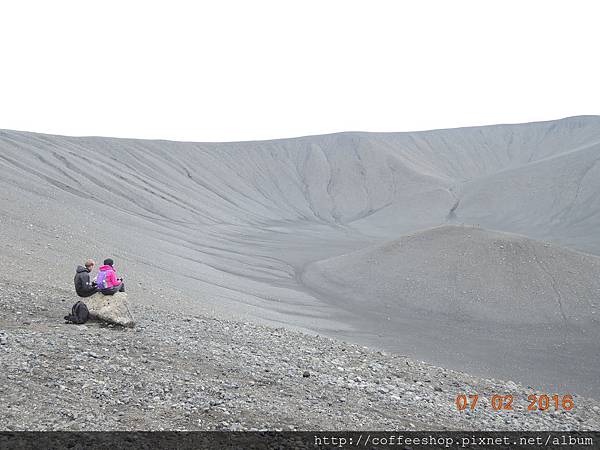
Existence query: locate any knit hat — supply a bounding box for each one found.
[103,258,114,266]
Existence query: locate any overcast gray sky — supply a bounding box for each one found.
[1,0,598,141]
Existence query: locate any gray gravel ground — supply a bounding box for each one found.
[1,279,599,431]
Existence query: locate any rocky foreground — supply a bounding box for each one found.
[1,279,599,431]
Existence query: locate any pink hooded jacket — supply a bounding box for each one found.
[98,265,122,288]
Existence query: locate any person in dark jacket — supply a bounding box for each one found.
[74,259,98,297]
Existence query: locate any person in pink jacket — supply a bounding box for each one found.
[96,258,125,295]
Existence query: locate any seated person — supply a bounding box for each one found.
[74,259,98,297]
[96,258,125,295]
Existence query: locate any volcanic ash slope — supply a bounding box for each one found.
[301,226,600,396]
[1,115,600,396]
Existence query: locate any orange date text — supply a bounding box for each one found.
[455,394,574,411]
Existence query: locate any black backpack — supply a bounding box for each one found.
[64,301,89,324]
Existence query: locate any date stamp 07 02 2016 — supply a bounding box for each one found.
[455,394,575,412]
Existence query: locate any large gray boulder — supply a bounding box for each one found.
[82,292,135,327]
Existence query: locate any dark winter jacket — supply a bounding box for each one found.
[74,266,97,297]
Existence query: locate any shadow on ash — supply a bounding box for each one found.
[82,292,135,327]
